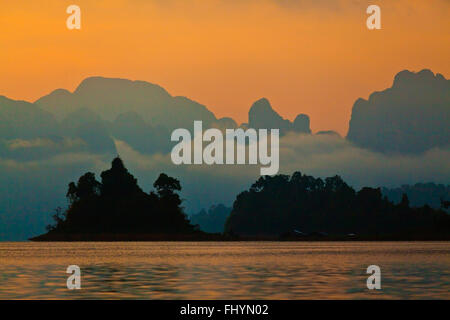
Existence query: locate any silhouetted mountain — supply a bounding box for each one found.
[0,96,117,158]
[4,71,449,158]
[111,112,171,154]
[0,96,60,139]
[293,114,312,134]
[382,183,450,210]
[0,77,315,163]
[190,204,231,233]
[28,78,314,155]
[248,98,311,134]
[211,117,238,131]
[35,88,73,121]
[347,69,449,153]
[35,77,217,130]
[62,108,116,154]
[61,107,103,131]
[225,172,450,238]
[249,98,291,131]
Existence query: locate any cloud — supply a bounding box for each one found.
[2,133,449,207]
[116,132,450,188]
[6,137,86,150]
[279,133,450,188]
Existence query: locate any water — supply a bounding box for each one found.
[0,242,448,299]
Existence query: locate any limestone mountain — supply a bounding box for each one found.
[347,69,449,154]
[248,98,311,134]
[35,77,217,130]
[0,95,60,139]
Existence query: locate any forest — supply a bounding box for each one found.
[225,173,450,239]
[33,157,450,241]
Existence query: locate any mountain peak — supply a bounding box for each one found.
[248,98,311,134]
[393,69,446,88]
[248,98,285,129]
[74,76,170,97]
[249,98,272,112]
[293,114,311,134]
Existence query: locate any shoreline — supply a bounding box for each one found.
[29,233,450,242]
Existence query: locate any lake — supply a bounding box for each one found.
[0,241,448,299]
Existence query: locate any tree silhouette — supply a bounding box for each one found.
[66,172,100,204]
[46,157,195,235]
[441,198,450,209]
[400,193,410,208]
[225,171,450,238]
[100,157,142,197]
[154,173,181,197]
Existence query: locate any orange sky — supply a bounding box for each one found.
[1,0,449,135]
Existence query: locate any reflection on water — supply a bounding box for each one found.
[0,242,449,299]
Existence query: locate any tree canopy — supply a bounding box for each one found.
[47,157,194,234]
[225,172,450,238]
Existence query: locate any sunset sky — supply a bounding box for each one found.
[1,0,449,135]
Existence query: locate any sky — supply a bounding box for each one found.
[1,0,449,135]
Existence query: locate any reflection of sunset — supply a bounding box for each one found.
[1,0,448,134]
[1,242,449,299]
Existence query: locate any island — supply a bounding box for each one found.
[31,157,450,241]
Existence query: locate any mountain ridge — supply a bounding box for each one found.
[1,68,448,157]
[347,69,449,154]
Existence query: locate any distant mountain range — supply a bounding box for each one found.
[189,204,232,234]
[382,183,450,210]
[35,77,217,128]
[1,69,448,161]
[1,77,313,159]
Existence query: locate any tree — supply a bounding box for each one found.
[153,173,181,197]
[441,198,450,209]
[100,157,142,197]
[400,193,410,208]
[46,207,65,231]
[66,172,100,204]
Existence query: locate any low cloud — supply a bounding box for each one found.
[279,133,450,188]
[116,132,450,189]
[6,137,86,150]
